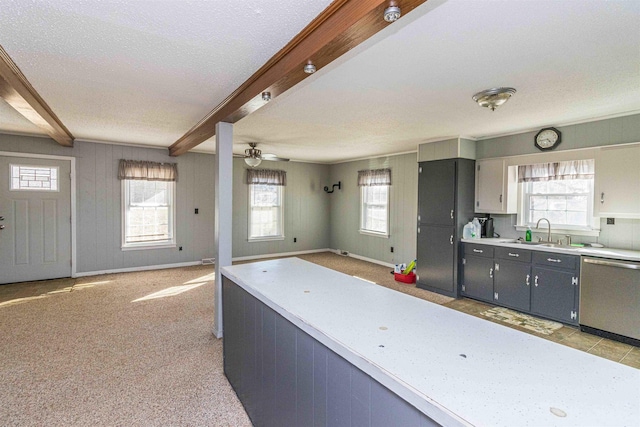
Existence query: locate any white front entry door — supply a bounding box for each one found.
[0,155,72,284]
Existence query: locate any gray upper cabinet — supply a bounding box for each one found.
[418,159,456,226]
[416,158,475,297]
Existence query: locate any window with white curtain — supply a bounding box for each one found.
[519,159,595,230]
[358,168,391,237]
[119,159,177,249]
[249,184,284,240]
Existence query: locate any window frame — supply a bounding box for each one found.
[10,164,60,192]
[516,175,599,236]
[359,185,390,238]
[248,184,285,242]
[121,179,176,250]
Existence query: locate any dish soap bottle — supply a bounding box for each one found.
[472,218,481,239]
[463,221,475,239]
[525,226,532,242]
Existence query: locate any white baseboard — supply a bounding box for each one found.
[73,261,204,278]
[232,248,332,262]
[330,249,395,268]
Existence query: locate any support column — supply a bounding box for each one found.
[213,122,233,338]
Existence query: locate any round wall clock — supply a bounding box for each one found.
[534,127,561,151]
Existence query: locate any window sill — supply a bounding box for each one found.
[122,242,176,251]
[359,230,389,239]
[514,225,600,237]
[248,236,285,243]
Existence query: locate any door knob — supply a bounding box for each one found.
[0,225,5,230]
[0,216,4,221]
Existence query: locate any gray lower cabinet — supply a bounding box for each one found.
[461,243,579,325]
[461,255,494,302]
[493,247,532,312]
[416,225,455,294]
[531,252,580,324]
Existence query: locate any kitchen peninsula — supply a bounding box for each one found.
[221,258,639,427]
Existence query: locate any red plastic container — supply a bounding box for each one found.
[394,272,416,284]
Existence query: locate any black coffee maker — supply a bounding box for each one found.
[479,215,494,238]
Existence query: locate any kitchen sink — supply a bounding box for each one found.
[514,241,575,249]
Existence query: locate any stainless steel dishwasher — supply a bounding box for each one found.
[580,257,640,346]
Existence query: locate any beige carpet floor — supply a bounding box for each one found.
[0,265,251,427]
[0,252,451,426]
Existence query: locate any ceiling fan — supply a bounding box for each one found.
[234,142,290,167]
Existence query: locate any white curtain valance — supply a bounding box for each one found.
[357,168,391,186]
[518,159,594,183]
[118,160,178,182]
[246,169,287,186]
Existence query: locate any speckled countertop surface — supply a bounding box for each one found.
[462,238,640,262]
[222,258,640,427]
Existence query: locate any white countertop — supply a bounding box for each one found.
[462,238,640,262]
[222,258,640,427]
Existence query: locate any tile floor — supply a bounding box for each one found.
[445,297,640,369]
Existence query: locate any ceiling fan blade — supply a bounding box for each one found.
[233,153,248,158]
[261,155,290,162]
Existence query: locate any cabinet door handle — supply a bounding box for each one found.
[489,267,493,278]
[534,275,539,286]
[450,235,454,245]
[600,192,605,204]
[473,249,483,253]
[547,258,562,263]
[526,274,530,286]
[499,194,503,203]
[508,252,519,257]
[450,209,454,219]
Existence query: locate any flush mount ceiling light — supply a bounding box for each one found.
[383,5,401,22]
[262,91,271,102]
[304,62,316,74]
[472,87,517,111]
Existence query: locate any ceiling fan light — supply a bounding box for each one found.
[244,157,262,168]
[304,62,316,74]
[383,6,401,22]
[472,87,517,111]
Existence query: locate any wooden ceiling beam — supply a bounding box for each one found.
[169,0,428,156]
[0,44,74,147]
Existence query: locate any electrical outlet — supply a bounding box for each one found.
[390,246,394,253]
[179,246,183,251]
[606,218,615,225]
[195,208,199,214]
[294,237,297,243]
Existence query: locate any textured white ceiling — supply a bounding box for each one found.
[0,0,333,145]
[230,0,640,162]
[1,0,639,162]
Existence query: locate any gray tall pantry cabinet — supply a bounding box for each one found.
[416,158,475,297]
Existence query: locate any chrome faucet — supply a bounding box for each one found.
[536,218,552,243]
